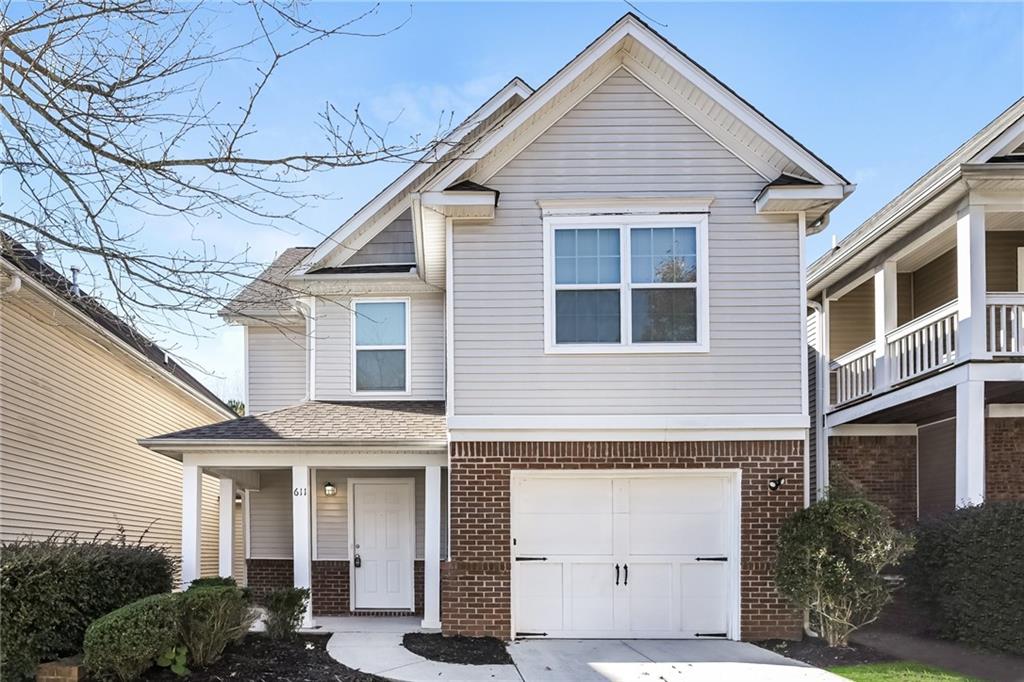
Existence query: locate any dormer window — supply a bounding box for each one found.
[353,299,410,393]
[542,203,710,353]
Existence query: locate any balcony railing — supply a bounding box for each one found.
[886,300,959,385]
[987,293,1024,355]
[831,342,875,406]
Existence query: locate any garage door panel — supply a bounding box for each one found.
[569,562,616,631]
[680,563,729,636]
[517,478,613,514]
[628,478,726,514]
[626,562,674,632]
[516,562,563,632]
[629,513,727,556]
[516,513,614,555]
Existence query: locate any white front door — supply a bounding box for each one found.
[351,480,414,610]
[512,472,738,639]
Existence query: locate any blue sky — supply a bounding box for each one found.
[132,2,1023,402]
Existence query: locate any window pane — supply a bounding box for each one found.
[631,288,697,343]
[356,349,406,391]
[555,290,620,344]
[554,228,619,284]
[630,227,697,284]
[355,302,406,346]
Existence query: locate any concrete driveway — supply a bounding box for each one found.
[508,639,843,682]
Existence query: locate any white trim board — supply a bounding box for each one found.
[828,424,918,437]
[987,404,1024,418]
[448,414,808,430]
[450,428,807,443]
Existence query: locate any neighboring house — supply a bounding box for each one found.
[807,100,1024,526]
[141,14,853,642]
[0,235,240,578]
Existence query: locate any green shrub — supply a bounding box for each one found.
[187,576,237,590]
[0,531,176,681]
[264,587,310,640]
[177,586,255,666]
[83,593,178,681]
[906,502,1024,654]
[775,490,913,646]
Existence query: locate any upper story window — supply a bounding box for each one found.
[543,209,709,353]
[353,299,410,393]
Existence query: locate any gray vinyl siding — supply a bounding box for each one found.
[347,209,416,266]
[0,281,224,577]
[451,69,804,416]
[912,248,957,316]
[897,273,914,326]
[247,325,306,414]
[986,230,1024,292]
[829,279,873,358]
[313,293,444,400]
[246,468,448,560]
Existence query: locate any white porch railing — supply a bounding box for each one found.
[886,300,958,385]
[987,293,1024,356]
[831,342,875,406]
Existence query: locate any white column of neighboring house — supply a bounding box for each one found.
[292,464,314,627]
[874,260,898,392]
[955,200,987,506]
[422,465,442,629]
[218,477,234,578]
[181,463,203,588]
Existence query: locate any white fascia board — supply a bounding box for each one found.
[178,449,448,468]
[450,428,806,442]
[969,109,1024,164]
[425,15,844,193]
[421,191,497,207]
[296,79,532,273]
[538,196,713,215]
[829,424,919,437]
[754,184,846,214]
[987,404,1024,418]
[447,414,808,430]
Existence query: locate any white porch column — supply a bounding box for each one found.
[422,465,442,629]
[218,477,234,578]
[957,203,988,361]
[292,465,314,627]
[181,463,203,588]
[874,260,898,391]
[955,380,986,506]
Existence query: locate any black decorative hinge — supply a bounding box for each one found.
[696,556,728,562]
[695,632,728,638]
[515,556,548,561]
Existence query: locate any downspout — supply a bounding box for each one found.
[805,299,825,640]
[0,274,22,297]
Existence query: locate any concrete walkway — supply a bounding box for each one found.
[322,618,843,682]
[853,629,1024,682]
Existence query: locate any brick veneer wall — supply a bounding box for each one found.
[444,440,805,641]
[251,559,430,616]
[986,417,1024,502]
[828,435,918,527]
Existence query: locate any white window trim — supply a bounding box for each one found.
[542,212,710,354]
[350,296,412,396]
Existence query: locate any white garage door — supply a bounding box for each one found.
[511,472,738,639]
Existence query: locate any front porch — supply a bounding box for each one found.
[139,400,449,630]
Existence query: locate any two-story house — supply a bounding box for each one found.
[808,100,1024,526]
[141,14,853,642]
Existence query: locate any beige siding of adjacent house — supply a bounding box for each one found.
[247,324,307,414]
[0,281,228,577]
[313,293,444,400]
[829,279,873,358]
[987,230,1024,292]
[912,248,957,316]
[451,69,804,416]
[246,467,448,560]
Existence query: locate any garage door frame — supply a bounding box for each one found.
[509,468,742,640]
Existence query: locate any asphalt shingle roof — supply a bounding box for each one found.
[148,400,447,442]
[221,247,313,317]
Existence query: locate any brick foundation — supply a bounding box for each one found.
[35,657,84,682]
[986,417,1024,502]
[444,440,805,641]
[828,435,918,527]
[250,558,429,616]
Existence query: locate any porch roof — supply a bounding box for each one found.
[141,400,447,445]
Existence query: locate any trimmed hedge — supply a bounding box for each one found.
[0,532,176,681]
[83,593,179,682]
[177,585,254,666]
[264,587,310,640]
[907,502,1024,654]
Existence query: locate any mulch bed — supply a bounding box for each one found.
[402,632,513,665]
[142,634,383,682]
[755,637,896,668]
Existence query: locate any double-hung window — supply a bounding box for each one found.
[545,210,709,352]
[353,299,410,393]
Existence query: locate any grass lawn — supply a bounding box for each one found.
[828,662,981,681]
